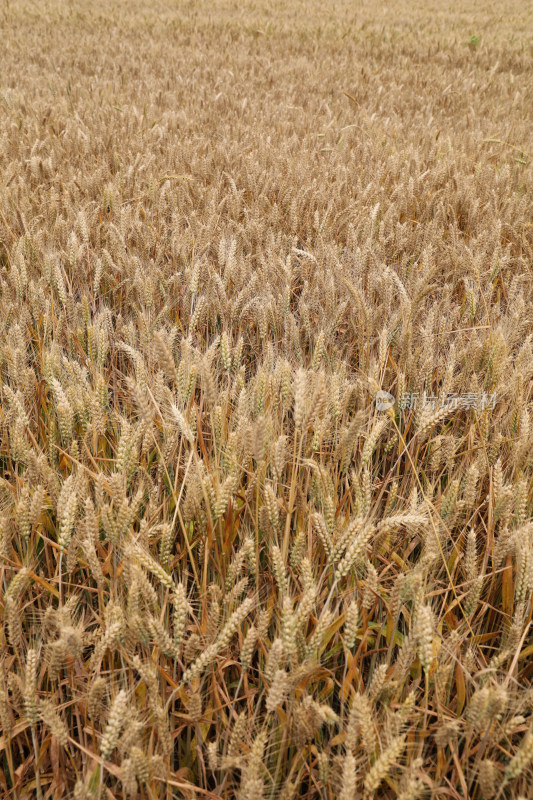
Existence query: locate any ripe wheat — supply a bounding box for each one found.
[1,0,533,797]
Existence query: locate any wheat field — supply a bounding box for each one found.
[1,0,533,797]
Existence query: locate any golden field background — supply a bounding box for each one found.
[1,0,533,797]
